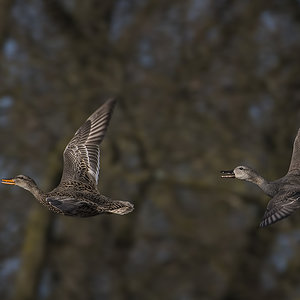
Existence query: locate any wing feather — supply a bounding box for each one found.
[288,128,300,173]
[259,191,300,227]
[60,99,116,187]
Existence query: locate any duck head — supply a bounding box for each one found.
[221,166,258,181]
[2,175,37,191]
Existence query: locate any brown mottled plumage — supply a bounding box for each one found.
[2,99,134,217]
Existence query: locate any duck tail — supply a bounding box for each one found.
[107,200,134,215]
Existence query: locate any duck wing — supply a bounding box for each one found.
[259,190,300,227]
[288,128,300,173]
[46,196,100,217]
[60,99,116,188]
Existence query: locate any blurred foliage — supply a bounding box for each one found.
[0,0,300,299]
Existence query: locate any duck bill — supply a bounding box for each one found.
[1,179,15,185]
[220,170,235,178]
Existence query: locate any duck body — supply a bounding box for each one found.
[258,170,300,198]
[221,129,300,227]
[46,181,133,217]
[2,99,134,217]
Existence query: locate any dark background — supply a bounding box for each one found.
[0,0,300,299]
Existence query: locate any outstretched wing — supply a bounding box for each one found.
[60,99,116,188]
[288,128,300,173]
[259,191,300,227]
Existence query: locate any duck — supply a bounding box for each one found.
[2,99,134,217]
[221,129,300,227]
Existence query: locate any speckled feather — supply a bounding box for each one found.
[2,99,134,217]
[61,98,117,188]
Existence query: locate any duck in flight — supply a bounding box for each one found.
[221,129,300,227]
[2,99,134,217]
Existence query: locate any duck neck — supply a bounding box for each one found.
[25,184,46,204]
[247,175,274,197]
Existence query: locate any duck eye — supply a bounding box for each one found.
[239,167,244,170]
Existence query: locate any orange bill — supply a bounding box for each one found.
[1,179,15,185]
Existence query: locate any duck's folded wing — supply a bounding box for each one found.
[60,99,116,188]
[46,197,99,217]
[259,191,300,227]
[288,128,300,173]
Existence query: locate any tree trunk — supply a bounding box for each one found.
[13,207,53,300]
